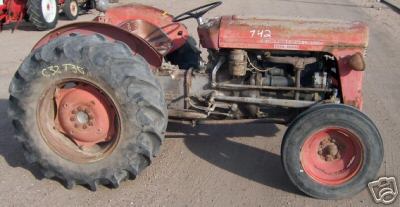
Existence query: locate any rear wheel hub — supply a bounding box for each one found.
[38,79,120,163]
[55,84,115,147]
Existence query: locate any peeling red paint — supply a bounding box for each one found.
[101,3,189,53]
[217,15,368,54]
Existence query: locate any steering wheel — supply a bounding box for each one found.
[172,1,223,23]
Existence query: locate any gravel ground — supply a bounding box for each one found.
[0,0,399,206]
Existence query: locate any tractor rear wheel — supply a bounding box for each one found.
[281,104,383,199]
[8,34,168,190]
[63,0,79,20]
[27,0,59,30]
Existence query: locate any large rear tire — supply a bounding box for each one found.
[8,34,168,190]
[27,0,59,30]
[281,104,383,199]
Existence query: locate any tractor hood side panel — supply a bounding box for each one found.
[218,15,368,52]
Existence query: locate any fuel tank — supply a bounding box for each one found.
[199,15,368,52]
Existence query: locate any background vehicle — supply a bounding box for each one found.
[8,1,383,199]
[0,0,95,31]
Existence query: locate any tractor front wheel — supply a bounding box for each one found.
[281,104,383,199]
[8,34,168,190]
[63,0,79,20]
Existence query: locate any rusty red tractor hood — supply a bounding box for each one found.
[199,15,368,52]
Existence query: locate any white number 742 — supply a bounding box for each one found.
[250,29,272,38]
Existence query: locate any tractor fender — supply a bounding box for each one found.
[97,3,189,53]
[32,22,163,68]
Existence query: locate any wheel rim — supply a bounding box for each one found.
[300,127,364,186]
[41,0,57,23]
[70,1,78,17]
[37,79,120,163]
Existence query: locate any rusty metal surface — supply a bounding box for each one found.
[103,3,189,53]
[54,84,116,147]
[1,0,400,205]
[168,109,208,119]
[211,56,226,87]
[348,52,366,71]
[30,4,365,109]
[169,117,289,125]
[264,56,318,100]
[229,49,247,76]
[214,95,316,108]
[265,56,317,69]
[219,15,369,52]
[210,15,367,109]
[334,49,365,109]
[156,70,186,109]
[300,127,364,186]
[32,22,163,68]
[119,19,173,55]
[197,17,220,49]
[216,83,333,93]
[36,77,121,164]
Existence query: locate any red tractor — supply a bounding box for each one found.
[8,2,383,199]
[0,0,94,30]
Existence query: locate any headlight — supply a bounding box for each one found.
[349,52,365,71]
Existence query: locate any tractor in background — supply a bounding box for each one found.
[8,1,383,200]
[0,0,95,31]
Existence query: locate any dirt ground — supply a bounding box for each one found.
[0,0,399,206]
